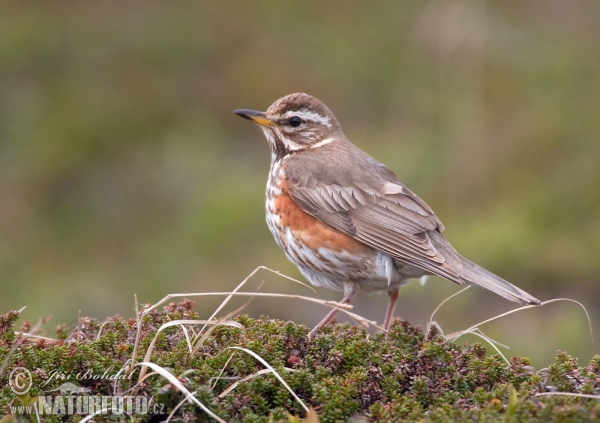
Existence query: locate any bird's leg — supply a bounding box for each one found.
[309,287,358,337]
[383,288,400,331]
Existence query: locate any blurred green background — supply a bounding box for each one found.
[1,1,598,367]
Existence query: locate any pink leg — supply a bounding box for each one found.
[383,288,400,330]
[309,289,358,336]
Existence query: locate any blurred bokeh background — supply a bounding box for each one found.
[1,0,598,367]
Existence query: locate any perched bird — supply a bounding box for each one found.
[234,93,540,334]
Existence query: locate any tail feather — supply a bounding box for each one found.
[428,230,541,305]
[458,256,541,305]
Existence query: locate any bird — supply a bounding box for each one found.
[234,93,541,335]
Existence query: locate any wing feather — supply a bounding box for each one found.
[287,179,445,269]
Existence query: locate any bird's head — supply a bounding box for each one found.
[235,93,342,160]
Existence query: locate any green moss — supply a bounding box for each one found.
[0,307,598,422]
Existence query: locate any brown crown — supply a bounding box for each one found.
[267,93,336,120]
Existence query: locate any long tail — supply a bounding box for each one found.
[428,231,541,305]
[458,256,541,305]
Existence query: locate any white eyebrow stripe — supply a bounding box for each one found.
[282,110,332,127]
[309,137,335,149]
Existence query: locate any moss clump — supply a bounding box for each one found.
[0,304,599,422]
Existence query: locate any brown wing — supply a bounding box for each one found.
[284,143,541,305]
[284,144,463,282]
[287,174,467,281]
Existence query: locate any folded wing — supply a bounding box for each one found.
[284,146,540,305]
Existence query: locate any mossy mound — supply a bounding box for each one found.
[1,303,599,422]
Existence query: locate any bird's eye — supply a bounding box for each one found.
[289,116,302,127]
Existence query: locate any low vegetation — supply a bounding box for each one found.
[1,300,598,422]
